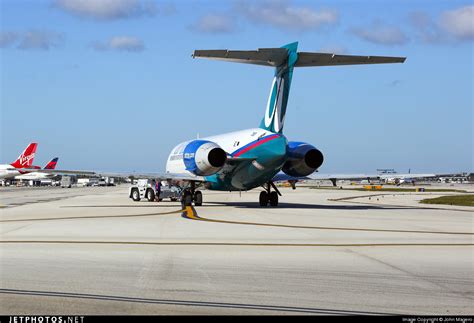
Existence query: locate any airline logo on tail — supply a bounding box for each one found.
[259,42,298,134]
[10,143,37,168]
[44,157,58,170]
[264,75,286,133]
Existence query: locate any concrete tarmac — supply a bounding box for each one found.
[0,185,473,315]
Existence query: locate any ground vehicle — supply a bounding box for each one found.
[104,177,115,186]
[78,178,99,187]
[158,185,181,201]
[129,179,180,202]
[60,176,76,188]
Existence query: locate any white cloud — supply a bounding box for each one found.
[155,2,176,16]
[408,6,473,44]
[408,11,445,43]
[236,0,338,31]
[190,1,338,35]
[54,0,156,20]
[351,23,408,46]
[0,30,63,50]
[440,5,474,41]
[0,32,19,48]
[18,31,64,50]
[91,36,144,52]
[191,14,236,33]
[319,44,348,54]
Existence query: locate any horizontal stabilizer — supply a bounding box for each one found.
[295,52,406,67]
[192,48,288,67]
[193,47,405,68]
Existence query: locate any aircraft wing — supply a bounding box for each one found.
[11,168,203,181]
[14,168,96,176]
[134,170,436,185]
[272,172,381,182]
[97,158,257,182]
[272,173,309,182]
[273,172,437,183]
[309,173,382,180]
[96,171,206,182]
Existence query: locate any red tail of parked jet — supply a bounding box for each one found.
[9,143,37,168]
[44,157,58,170]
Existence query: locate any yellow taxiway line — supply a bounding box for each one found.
[0,208,184,223]
[182,206,474,236]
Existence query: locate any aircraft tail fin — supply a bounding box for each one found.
[193,42,299,133]
[44,157,59,170]
[10,143,38,168]
[193,43,405,134]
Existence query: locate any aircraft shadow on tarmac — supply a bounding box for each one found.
[62,202,423,211]
[59,198,442,211]
[201,201,424,210]
[62,205,175,208]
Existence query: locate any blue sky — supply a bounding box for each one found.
[1,0,472,173]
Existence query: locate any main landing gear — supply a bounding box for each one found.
[259,181,281,207]
[181,181,203,207]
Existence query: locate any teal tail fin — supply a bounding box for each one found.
[259,42,298,133]
[192,42,406,134]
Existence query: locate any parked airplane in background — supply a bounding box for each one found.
[128,42,405,207]
[1,143,94,180]
[381,174,435,185]
[15,158,59,181]
[0,143,38,179]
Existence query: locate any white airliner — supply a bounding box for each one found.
[123,42,407,207]
[2,144,94,180]
[0,143,38,179]
[380,173,436,185]
[15,157,59,181]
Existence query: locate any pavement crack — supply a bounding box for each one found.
[0,223,32,235]
[348,249,474,301]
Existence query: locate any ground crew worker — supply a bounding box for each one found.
[155,180,161,200]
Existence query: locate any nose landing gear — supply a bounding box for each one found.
[259,181,281,207]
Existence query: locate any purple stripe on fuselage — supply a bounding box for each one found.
[230,134,281,157]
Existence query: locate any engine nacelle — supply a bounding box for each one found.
[282,141,324,177]
[183,140,227,176]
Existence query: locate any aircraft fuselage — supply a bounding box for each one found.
[166,128,288,191]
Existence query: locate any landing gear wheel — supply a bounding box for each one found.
[146,189,155,202]
[269,191,278,206]
[194,191,203,206]
[182,191,193,207]
[259,191,269,207]
[132,189,140,202]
